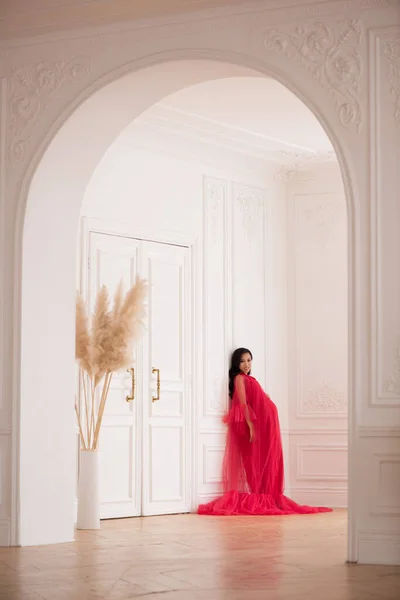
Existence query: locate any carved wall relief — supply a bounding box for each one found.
[7,56,91,164]
[264,20,364,132]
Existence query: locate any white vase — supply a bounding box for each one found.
[77,449,100,530]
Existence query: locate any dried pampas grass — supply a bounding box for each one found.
[106,278,147,374]
[75,277,147,450]
[91,285,113,386]
[75,293,91,376]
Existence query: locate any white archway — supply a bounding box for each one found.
[16,54,356,553]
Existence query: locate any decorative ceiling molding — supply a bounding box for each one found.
[151,102,320,154]
[115,123,278,180]
[0,0,298,40]
[274,150,338,181]
[0,0,395,43]
[117,102,336,172]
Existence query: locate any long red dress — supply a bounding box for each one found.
[198,373,332,515]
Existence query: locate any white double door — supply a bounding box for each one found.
[86,230,192,518]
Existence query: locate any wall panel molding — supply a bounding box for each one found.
[233,183,265,244]
[358,426,400,438]
[290,190,348,421]
[232,182,267,388]
[0,435,11,534]
[0,77,6,422]
[370,453,400,517]
[287,174,348,511]
[296,444,348,482]
[297,380,348,418]
[358,530,400,566]
[202,445,224,485]
[283,428,347,436]
[0,519,10,546]
[369,27,400,407]
[199,428,225,435]
[381,31,400,127]
[197,492,223,503]
[203,176,229,417]
[288,487,348,509]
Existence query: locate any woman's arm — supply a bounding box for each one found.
[235,375,254,442]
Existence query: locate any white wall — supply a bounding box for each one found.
[285,164,348,508]
[81,134,289,505]
[1,0,399,564]
[81,131,348,508]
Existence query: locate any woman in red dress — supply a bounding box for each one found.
[198,348,332,516]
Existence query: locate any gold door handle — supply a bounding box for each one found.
[152,368,160,402]
[125,367,135,402]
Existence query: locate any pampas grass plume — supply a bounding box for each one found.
[75,293,92,375]
[75,277,147,449]
[91,285,113,386]
[107,277,148,373]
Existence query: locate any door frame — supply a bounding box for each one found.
[79,216,202,514]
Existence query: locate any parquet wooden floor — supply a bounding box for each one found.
[0,509,399,599]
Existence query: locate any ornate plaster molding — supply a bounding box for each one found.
[303,381,348,414]
[7,55,91,164]
[274,149,338,181]
[383,340,400,396]
[204,176,226,245]
[264,19,364,133]
[382,35,400,127]
[233,184,265,242]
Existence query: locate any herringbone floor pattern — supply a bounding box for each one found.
[0,510,399,599]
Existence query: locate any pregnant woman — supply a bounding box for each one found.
[198,347,332,516]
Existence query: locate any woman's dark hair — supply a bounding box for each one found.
[228,347,253,398]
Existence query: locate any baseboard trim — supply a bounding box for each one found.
[197,489,347,509]
[286,487,348,508]
[358,531,400,565]
[0,518,11,546]
[197,492,223,503]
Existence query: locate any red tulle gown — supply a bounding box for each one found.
[198,373,332,515]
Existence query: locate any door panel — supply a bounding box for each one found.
[88,232,142,519]
[150,261,183,381]
[99,425,133,503]
[149,426,183,503]
[141,241,191,516]
[85,230,191,518]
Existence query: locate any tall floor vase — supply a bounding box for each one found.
[77,449,100,530]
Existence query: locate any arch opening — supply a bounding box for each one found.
[17,56,355,555]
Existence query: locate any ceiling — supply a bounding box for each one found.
[119,76,335,169]
[0,0,320,41]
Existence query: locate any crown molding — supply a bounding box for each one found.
[116,102,336,177]
[0,0,396,45]
[274,150,339,181]
[114,126,278,182]
[148,102,321,156]
[0,0,297,41]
